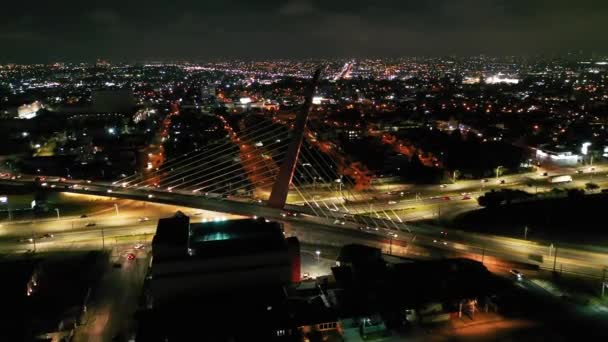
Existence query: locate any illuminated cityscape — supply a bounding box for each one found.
[2,1,608,342]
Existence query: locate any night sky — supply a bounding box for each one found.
[2,0,607,62]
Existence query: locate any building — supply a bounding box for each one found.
[149,214,299,305]
[138,213,305,341]
[17,101,43,119]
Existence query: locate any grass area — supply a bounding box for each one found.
[452,193,608,244]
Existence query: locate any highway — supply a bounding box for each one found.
[0,191,606,282]
[1,163,608,280]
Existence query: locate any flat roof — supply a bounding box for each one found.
[188,218,287,258]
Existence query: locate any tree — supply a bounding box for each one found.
[567,189,585,200]
[585,183,599,191]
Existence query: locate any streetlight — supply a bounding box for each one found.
[389,233,398,255]
[0,196,11,220]
[452,170,460,183]
[315,250,321,262]
[101,226,105,250]
[31,232,37,253]
[495,166,503,179]
[55,208,60,220]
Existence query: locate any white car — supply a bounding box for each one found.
[138,217,150,222]
[134,243,145,250]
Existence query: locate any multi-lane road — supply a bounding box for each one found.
[1,163,608,280]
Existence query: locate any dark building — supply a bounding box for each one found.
[139,213,303,341]
[91,89,135,113]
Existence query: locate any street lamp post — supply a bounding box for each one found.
[32,232,37,253]
[315,250,321,262]
[602,268,607,297]
[1,197,11,220]
[552,246,558,272]
[495,166,503,179]
[55,208,60,220]
[389,233,398,255]
[101,226,105,250]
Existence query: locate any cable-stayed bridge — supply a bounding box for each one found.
[1,67,410,233]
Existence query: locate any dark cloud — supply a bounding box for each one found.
[1,0,606,62]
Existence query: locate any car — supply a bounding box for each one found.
[388,200,397,205]
[333,220,346,226]
[134,243,145,250]
[481,179,489,183]
[577,170,584,174]
[510,269,523,280]
[499,179,506,184]
[80,214,88,218]
[138,217,150,222]
[18,237,34,243]
[280,211,298,218]
[462,195,471,200]
[126,253,136,261]
[442,196,451,201]
[86,222,96,227]
[302,272,311,279]
[147,194,154,199]
[439,184,447,188]
[542,172,548,176]
[42,233,54,239]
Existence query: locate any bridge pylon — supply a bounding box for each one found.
[268,68,322,209]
